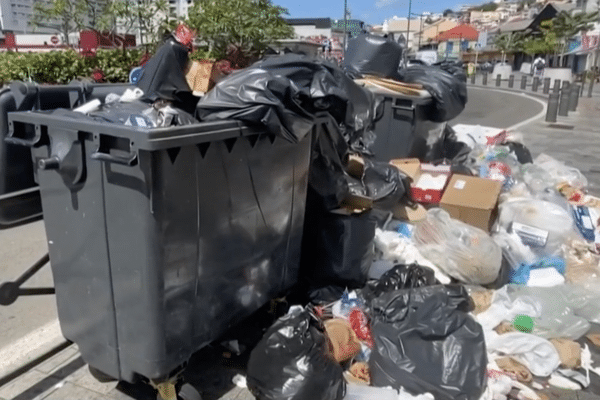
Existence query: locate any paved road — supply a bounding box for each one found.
[451,86,545,128]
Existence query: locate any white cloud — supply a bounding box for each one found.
[375,0,398,9]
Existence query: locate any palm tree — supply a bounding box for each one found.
[551,10,599,64]
[494,32,526,63]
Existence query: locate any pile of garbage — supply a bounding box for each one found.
[244,120,600,400]
[59,29,600,399]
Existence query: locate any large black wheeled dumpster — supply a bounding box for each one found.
[7,108,316,388]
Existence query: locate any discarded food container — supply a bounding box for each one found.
[356,79,444,161]
[0,81,130,226]
[7,108,316,390]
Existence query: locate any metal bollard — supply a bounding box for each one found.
[558,81,571,116]
[589,77,595,98]
[546,92,559,122]
[543,77,551,94]
[496,74,502,87]
[569,84,579,111]
[508,75,514,88]
[580,78,586,97]
[553,79,561,93]
[483,73,488,85]
[532,77,540,92]
[521,75,527,89]
[471,73,476,84]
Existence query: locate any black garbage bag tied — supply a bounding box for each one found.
[397,65,468,122]
[369,285,487,400]
[362,264,439,301]
[343,34,404,80]
[247,308,345,400]
[136,35,199,114]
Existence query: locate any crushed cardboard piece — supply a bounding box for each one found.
[346,154,366,179]
[496,357,533,383]
[549,338,581,369]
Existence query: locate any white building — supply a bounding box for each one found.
[168,0,194,19]
[0,0,55,33]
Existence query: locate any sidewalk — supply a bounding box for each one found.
[468,77,600,197]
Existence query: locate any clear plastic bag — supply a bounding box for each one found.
[497,199,575,258]
[564,239,600,292]
[533,154,588,189]
[493,229,538,270]
[413,208,502,284]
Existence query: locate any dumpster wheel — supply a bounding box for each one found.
[154,380,202,400]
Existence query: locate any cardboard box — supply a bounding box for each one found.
[186,60,226,94]
[440,175,503,232]
[346,154,366,179]
[390,158,420,181]
[411,164,452,204]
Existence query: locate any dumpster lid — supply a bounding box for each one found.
[354,78,431,102]
[7,110,325,152]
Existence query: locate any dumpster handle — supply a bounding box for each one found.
[91,150,137,166]
[4,135,40,148]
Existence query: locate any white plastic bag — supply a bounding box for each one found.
[486,331,561,377]
[373,228,451,284]
[413,209,502,285]
[497,199,575,258]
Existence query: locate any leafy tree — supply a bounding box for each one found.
[494,32,526,62]
[101,0,170,48]
[550,10,599,63]
[31,0,110,45]
[522,21,558,56]
[187,0,294,68]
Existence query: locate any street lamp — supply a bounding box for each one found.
[343,0,348,58]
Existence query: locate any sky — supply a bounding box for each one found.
[274,0,480,26]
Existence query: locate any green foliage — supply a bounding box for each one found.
[105,0,171,47]
[187,0,294,68]
[494,32,526,53]
[32,0,110,45]
[0,49,144,85]
[522,21,558,55]
[472,2,499,12]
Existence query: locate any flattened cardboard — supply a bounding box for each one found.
[390,158,420,181]
[440,175,502,232]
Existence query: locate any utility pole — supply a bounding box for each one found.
[405,0,412,63]
[343,0,348,59]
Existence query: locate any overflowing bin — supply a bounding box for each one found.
[7,108,316,388]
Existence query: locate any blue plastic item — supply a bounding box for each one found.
[571,205,596,242]
[510,256,566,285]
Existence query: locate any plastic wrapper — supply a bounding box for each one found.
[343,34,403,80]
[477,284,598,340]
[497,199,575,258]
[493,229,538,270]
[362,264,438,301]
[564,239,600,292]
[396,65,468,122]
[301,210,375,289]
[533,153,588,189]
[247,307,344,400]
[510,256,566,286]
[136,35,199,114]
[373,228,451,284]
[413,209,502,285]
[368,285,487,400]
[485,331,561,377]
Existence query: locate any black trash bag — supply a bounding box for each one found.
[434,60,467,82]
[196,69,315,143]
[362,264,438,301]
[423,124,473,176]
[88,100,197,127]
[247,308,345,400]
[361,159,411,211]
[397,65,468,122]
[369,285,487,400]
[251,54,377,144]
[301,209,376,289]
[308,286,347,305]
[506,141,533,164]
[136,35,199,114]
[343,34,403,80]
